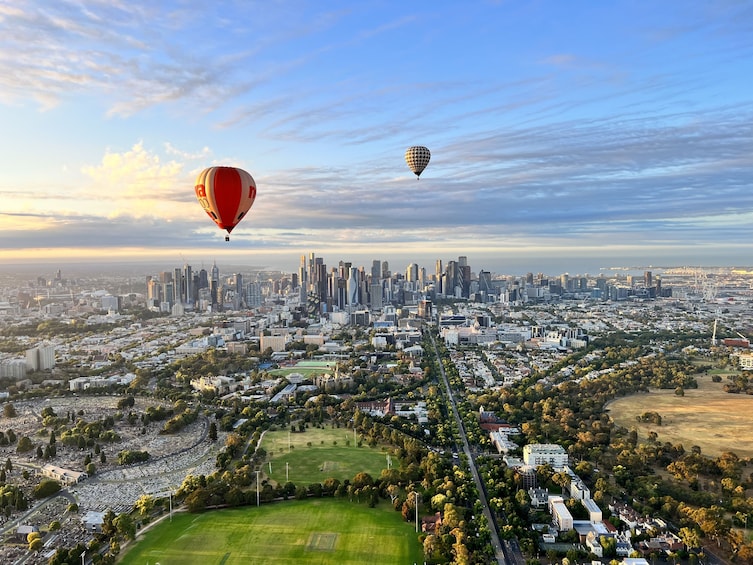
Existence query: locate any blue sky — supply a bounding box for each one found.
[1,0,752,275]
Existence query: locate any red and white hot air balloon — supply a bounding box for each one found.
[194,166,257,241]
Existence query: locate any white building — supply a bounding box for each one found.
[582,497,603,522]
[523,443,569,467]
[260,334,287,353]
[549,496,573,531]
[40,464,87,486]
[0,359,27,379]
[26,344,56,371]
[563,465,591,499]
[101,295,120,312]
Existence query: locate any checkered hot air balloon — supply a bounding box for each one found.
[194,166,257,241]
[404,145,431,179]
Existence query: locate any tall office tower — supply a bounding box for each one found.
[313,256,327,309]
[458,255,468,267]
[626,275,634,287]
[359,269,369,307]
[233,273,244,309]
[309,252,317,288]
[192,273,201,304]
[405,263,419,283]
[183,264,193,305]
[371,260,381,282]
[198,268,209,290]
[174,268,183,301]
[370,281,383,309]
[339,261,352,280]
[299,254,307,285]
[478,270,493,295]
[207,261,217,306]
[644,271,653,288]
[526,272,534,285]
[327,269,339,308]
[419,267,426,286]
[460,265,471,297]
[246,281,262,308]
[381,261,390,280]
[435,259,443,294]
[347,266,359,307]
[560,273,569,291]
[334,274,347,310]
[161,281,173,305]
[417,299,433,319]
[146,276,156,302]
[445,261,461,297]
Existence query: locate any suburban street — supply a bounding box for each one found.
[429,330,523,565]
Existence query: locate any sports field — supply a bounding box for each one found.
[261,427,390,484]
[118,498,423,565]
[268,360,337,378]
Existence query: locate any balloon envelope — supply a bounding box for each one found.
[194,166,257,234]
[405,146,431,178]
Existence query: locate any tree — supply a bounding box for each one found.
[352,472,374,489]
[208,421,218,442]
[185,487,209,512]
[134,494,155,517]
[678,525,698,555]
[33,478,61,498]
[423,533,441,561]
[2,403,17,418]
[16,435,33,453]
[113,512,135,540]
[29,537,43,552]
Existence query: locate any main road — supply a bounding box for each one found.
[428,330,523,565]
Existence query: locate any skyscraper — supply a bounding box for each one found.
[405,263,419,283]
[347,266,359,307]
[435,259,443,294]
[210,261,220,308]
[234,273,244,309]
[183,263,193,305]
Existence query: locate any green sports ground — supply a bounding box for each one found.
[118,498,423,564]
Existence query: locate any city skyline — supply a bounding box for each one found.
[1,2,752,269]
